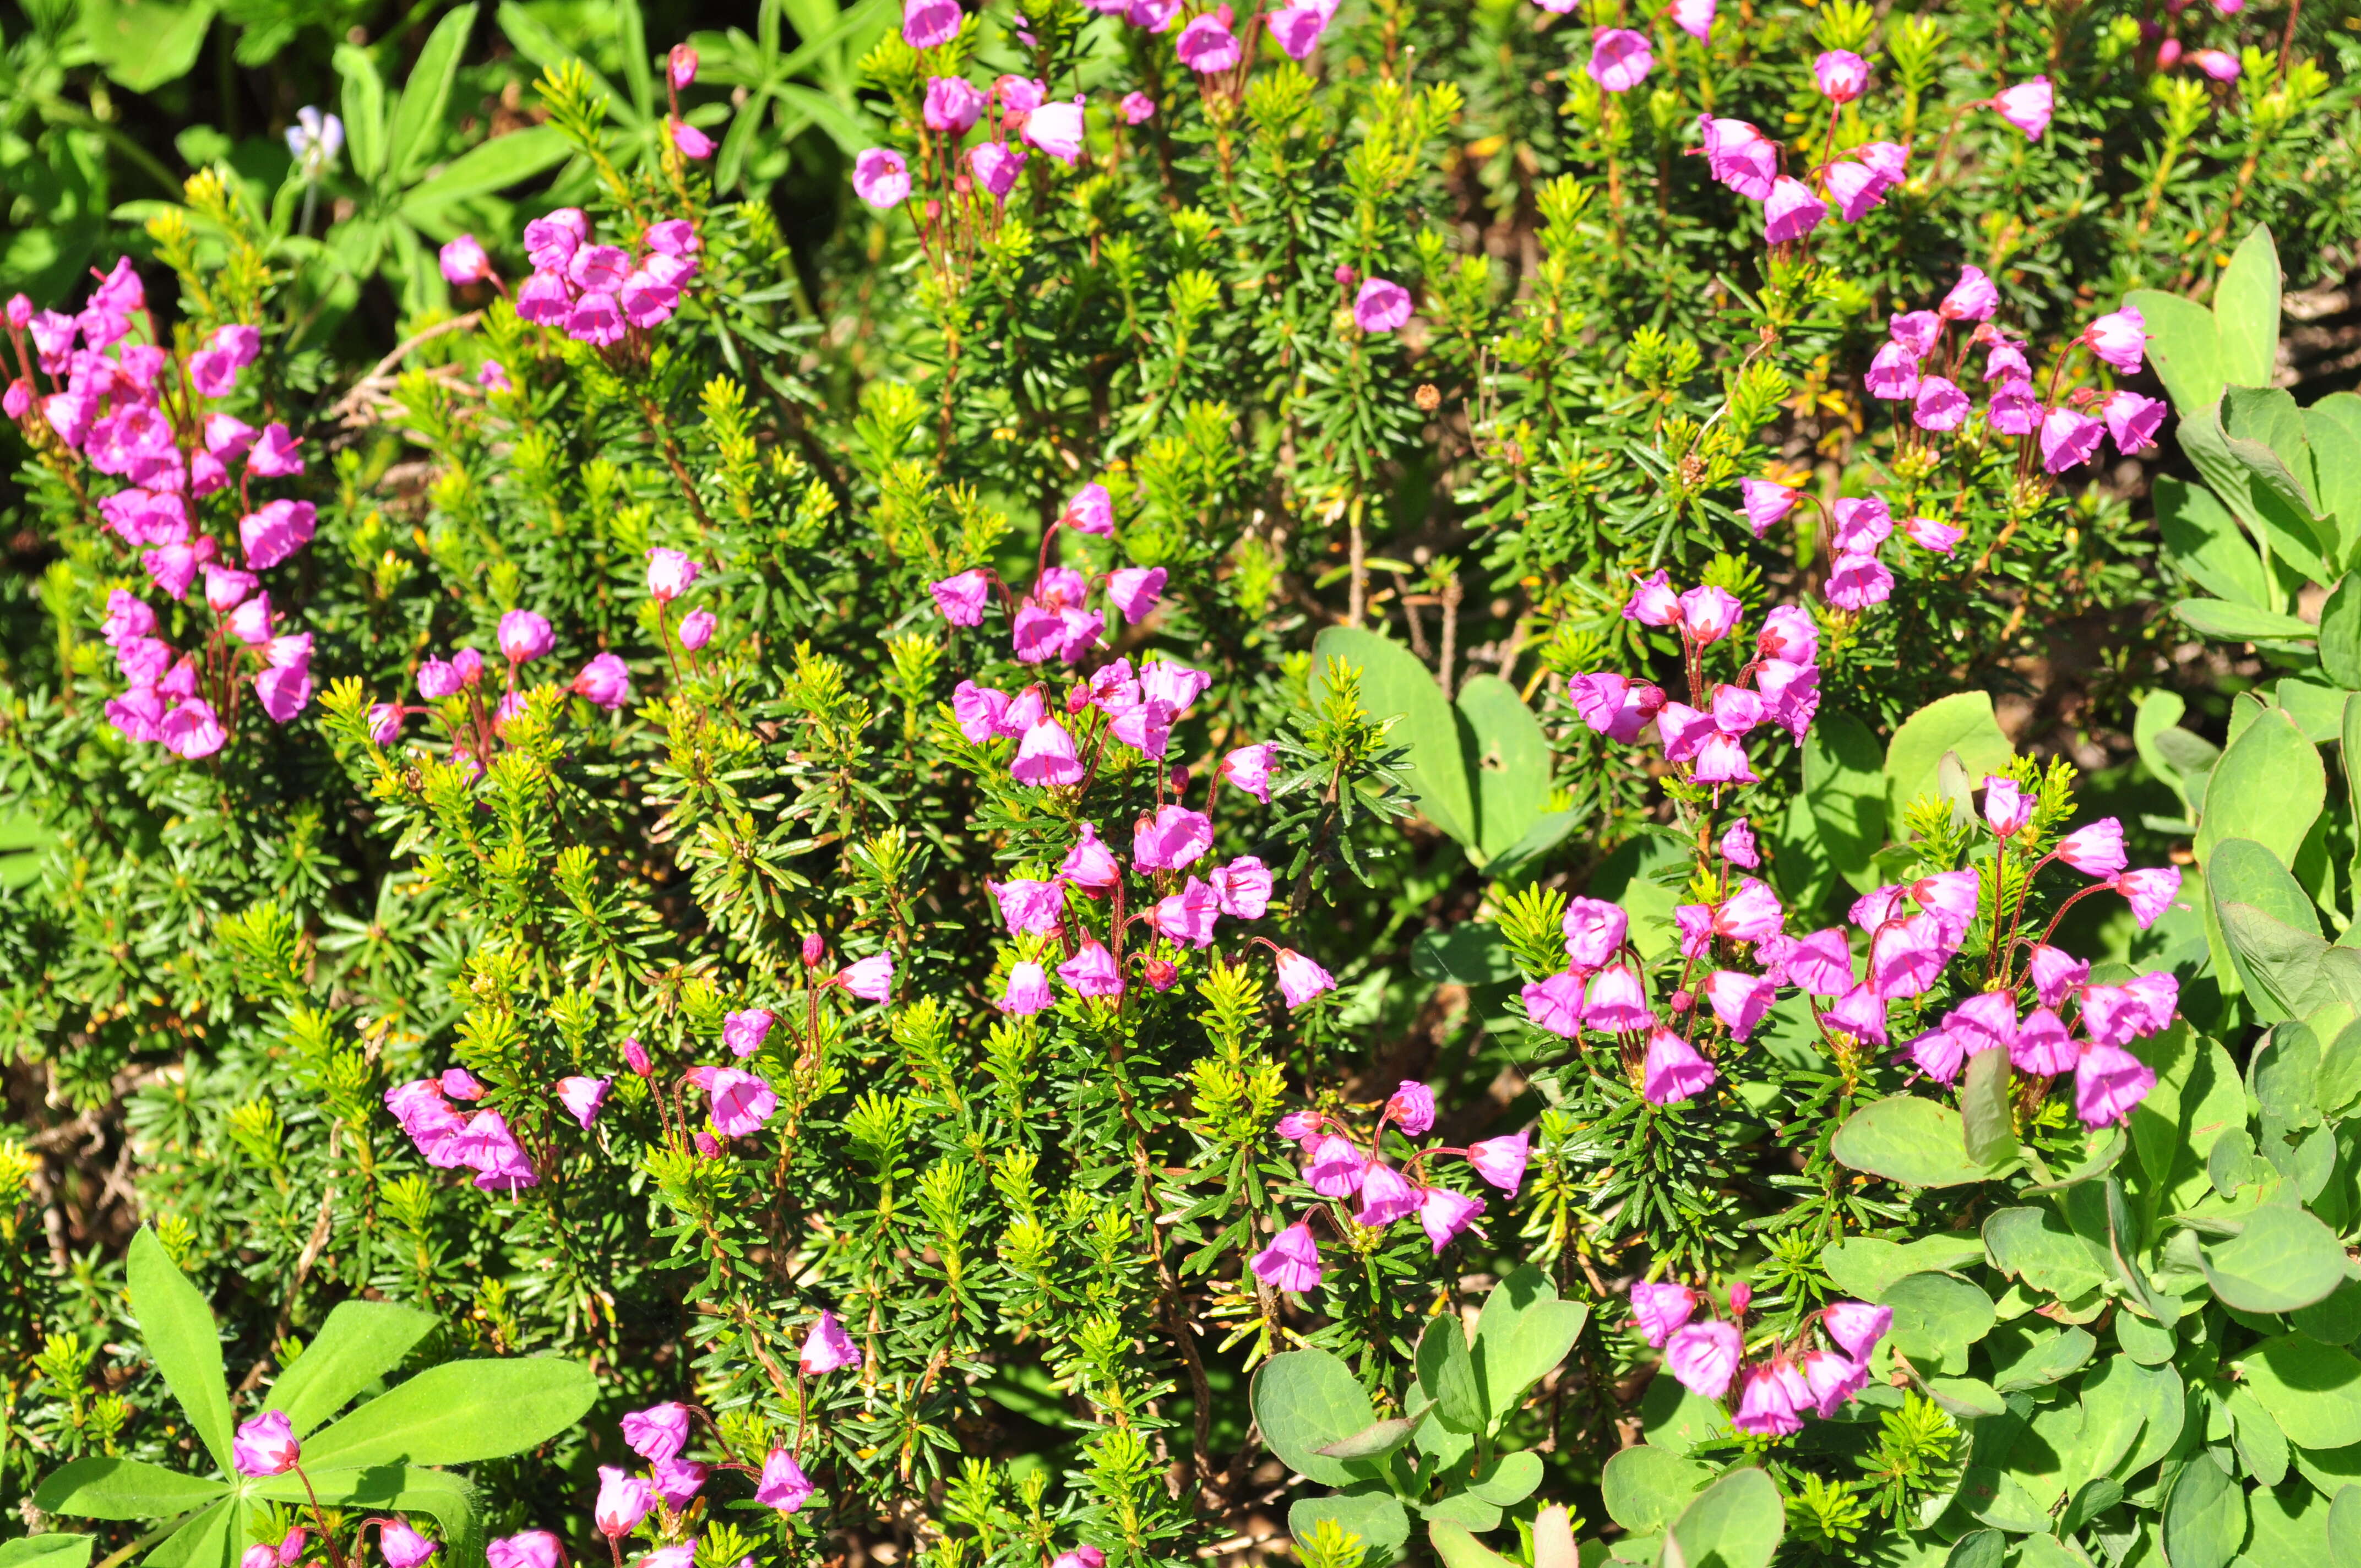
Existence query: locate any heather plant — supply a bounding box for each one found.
[3,1,2361,1567]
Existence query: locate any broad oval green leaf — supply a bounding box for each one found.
[2125,287,2223,416]
[1312,627,1475,852]
[126,1227,234,1477]
[1315,1415,1421,1461]
[2328,1483,2361,1562]
[2320,578,2361,689]
[1823,1234,1985,1300]
[1418,1492,1501,1532]
[1415,1316,1484,1435]
[1985,1324,2096,1394]
[2197,711,2326,868]
[1958,1048,2015,1166]
[1803,710,1886,892]
[143,1496,240,1568]
[1600,1445,1712,1533]
[1426,1521,1516,1568]
[2205,1208,2347,1315]
[1467,1450,1543,1507]
[297,1357,596,1472]
[1880,1272,1997,1371]
[1666,1467,1783,1568]
[1288,1491,1409,1566]
[385,4,481,184]
[1883,692,2011,826]
[1411,925,1516,987]
[2229,1384,2293,1487]
[1454,675,1553,862]
[1940,1529,2005,1568]
[2162,1450,2245,1568]
[1470,1265,1588,1425]
[1981,1207,2110,1299]
[2242,1336,2361,1450]
[2214,224,2283,391]
[1920,1377,2005,1419]
[401,127,571,216]
[80,0,218,92]
[1249,1349,1380,1488]
[2154,476,2268,609]
[1831,1096,2016,1188]
[333,43,389,182]
[32,1457,229,1521]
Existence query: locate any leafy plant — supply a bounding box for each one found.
[30,1229,594,1568]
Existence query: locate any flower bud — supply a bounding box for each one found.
[802,932,826,967]
[623,1036,652,1076]
[233,1411,301,1477]
[670,44,699,89]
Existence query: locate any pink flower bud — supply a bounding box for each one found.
[439,235,492,286]
[1813,49,1869,102]
[233,1411,301,1477]
[799,1308,864,1373]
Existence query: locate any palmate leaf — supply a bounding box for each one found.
[34,1232,583,1568]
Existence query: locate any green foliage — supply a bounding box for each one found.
[3,1,2361,1566]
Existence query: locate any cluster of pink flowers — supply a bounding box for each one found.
[1851,270,2161,475]
[853,72,1087,214]
[680,939,894,1144]
[930,483,1165,666]
[1250,1082,1531,1292]
[383,1069,541,1193]
[1570,588,1822,786]
[1635,1281,1892,1435]
[858,0,1340,213]
[4,262,320,759]
[1684,51,2051,247]
[369,551,679,756]
[933,524,1328,1011]
[1695,104,1908,244]
[496,1315,865,1568]
[1510,771,2175,1127]
[1895,791,2177,1125]
[231,1414,442,1568]
[969,728,1320,1006]
[507,210,700,347]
